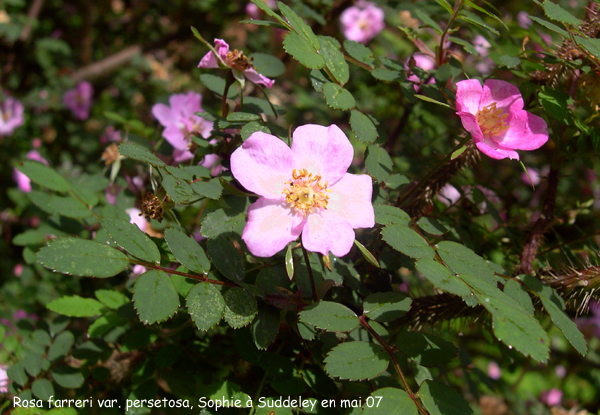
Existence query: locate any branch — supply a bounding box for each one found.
[19,0,46,42]
[71,45,142,83]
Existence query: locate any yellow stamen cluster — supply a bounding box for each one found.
[476,102,509,138]
[283,169,330,217]
[226,49,254,71]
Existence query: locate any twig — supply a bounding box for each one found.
[71,45,142,83]
[19,0,46,42]
[128,259,236,287]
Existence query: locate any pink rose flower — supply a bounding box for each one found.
[63,81,94,120]
[132,264,147,277]
[152,92,213,162]
[487,361,501,380]
[198,39,275,88]
[231,124,374,257]
[0,97,25,136]
[0,365,8,393]
[540,388,563,406]
[517,11,532,29]
[455,79,549,160]
[473,35,491,57]
[127,207,148,233]
[340,1,385,44]
[13,150,48,192]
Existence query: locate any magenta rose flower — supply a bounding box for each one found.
[455,79,549,160]
[198,39,274,88]
[63,81,94,120]
[152,92,213,162]
[0,97,25,136]
[231,124,374,257]
[340,0,385,44]
[13,150,48,192]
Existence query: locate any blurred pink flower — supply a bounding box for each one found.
[455,79,549,160]
[245,0,276,19]
[152,92,213,162]
[198,39,274,88]
[127,207,148,233]
[521,167,541,186]
[13,264,23,277]
[473,35,491,57]
[487,361,501,379]
[63,81,94,120]
[0,97,24,136]
[0,365,8,393]
[13,309,38,321]
[231,124,374,257]
[540,388,563,406]
[132,264,147,276]
[406,53,435,89]
[100,126,122,145]
[105,183,120,205]
[340,1,385,44]
[517,11,532,29]
[438,184,461,206]
[13,150,48,192]
[32,138,42,148]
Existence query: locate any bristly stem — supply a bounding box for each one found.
[395,136,471,208]
[359,316,430,415]
[301,244,319,303]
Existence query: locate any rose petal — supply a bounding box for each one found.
[152,103,173,127]
[475,140,520,160]
[242,198,304,257]
[455,79,483,115]
[291,124,353,185]
[456,111,484,143]
[302,211,355,257]
[480,79,524,114]
[243,68,275,88]
[230,132,295,198]
[327,173,374,228]
[496,110,548,151]
[198,39,229,68]
[162,125,189,150]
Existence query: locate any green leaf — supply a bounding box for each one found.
[186,282,225,331]
[319,36,350,85]
[278,1,320,49]
[324,341,389,381]
[249,53,285,77]
[529,16,569,37]
[118,142,166,167]
[249,0,291,29]
[101,218,160,263]
[458,10,499,36]
[344,40,375,68]
[374,205,411,226]
[396,331,458,366]
[223,287,258,328]
[415,9,442,34]
[48,195,92,218]
[322,83,356,110]
[285,243,294,279]
[543,0,581,25]
[350,110,378,143]
[363,292,412,322]
[37,237,130,278]
[226,111,262,122]
[415,259,472,296]
[52,365,85,388]
[164,228,211,274]
[47,331,74,362]
[371,68,402,82]
[299,301,359,332]
[309,69,328,92]
[191,178,223,200]
[252,306,280,349]
[503,279,534,315]
[47,295,106,317]
[354,239,380,268]
[207,237,245,282]
[414,94,453,109]
[95,289,130,310]
[539,295,587,355]
[382,225,435,260]
[365,145,393,182]
[419,380,473,415]
[24,352,43,377]
[16,160,70,192]
[200,73,239,98]
[448,36,479,55]
[241,121,271,141]
[32,378,54,400]
[239,19,288,30]
[436,241,498,285]
[539,86,571,120]
[417,217,447,235]
[201,208,246,238]
[362,387,416,415]
[133,270,180,324]
[162,174,193,203]
[464,1,509,30]
[283,32,325,69]
[499,55,522,68]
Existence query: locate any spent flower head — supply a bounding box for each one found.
[455,79,549,160]
[231,124,374,257]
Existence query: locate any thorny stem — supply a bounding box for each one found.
[437,0,464,68]
[128,259,236,287]
[395,136,471,208]
[359,316,430,415]
[301,244,319,303]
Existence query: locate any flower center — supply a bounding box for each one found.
[226,49,255,71]
[476,102,509,138]
[1,109,11,122]
[283,169,330,216]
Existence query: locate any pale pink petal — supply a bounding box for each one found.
[243,68,275,88]
[456,112,484,142]
[455,79,483,115]
[13,168,32,192]
[475,141,520,160]
[26,150,48,165]
[340,7,361,26]
[327,173,374,228]
[242,198,304,257]
[291,124,353,185]
[302,211,355,257]
[480,80,524,114]
[152,103,173,127]
[230,132,295,198]
[163,125,189,150]
[127,208,148,231]
[198,39,230,68]
[495,110,548,151]
[173,149,194,163]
